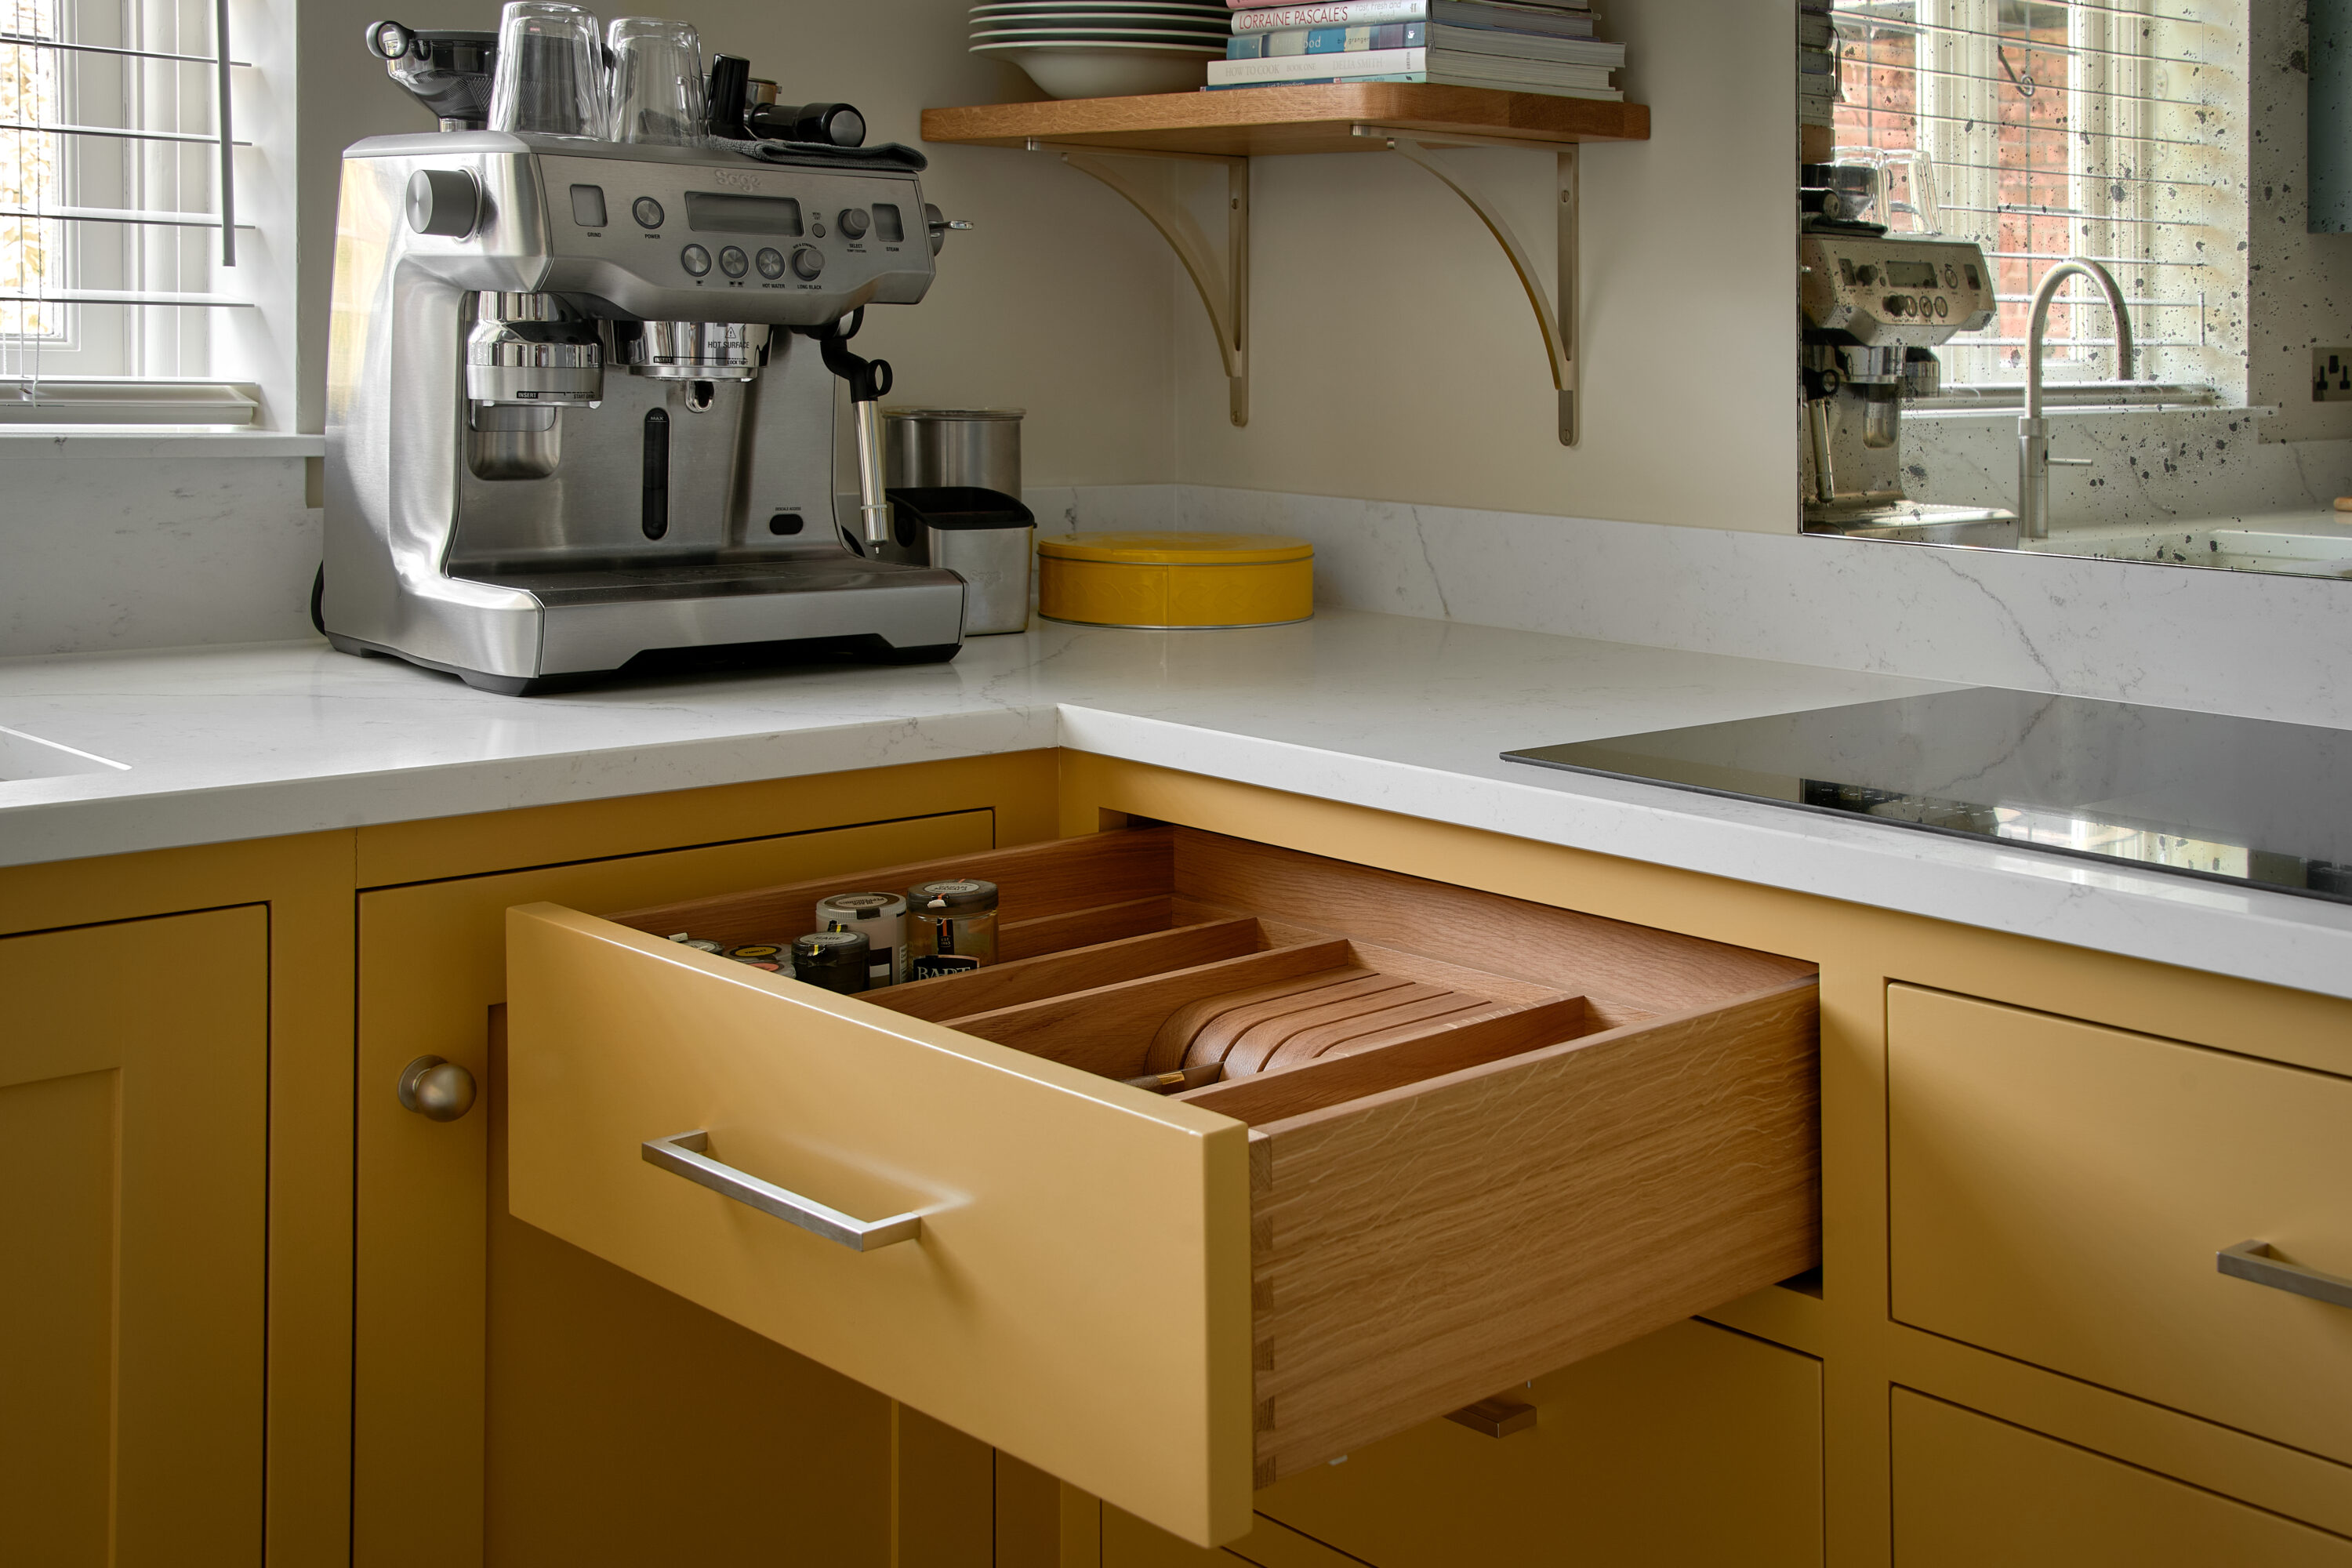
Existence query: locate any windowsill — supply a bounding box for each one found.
[0,426,325,457]
[1909,404,2274,424]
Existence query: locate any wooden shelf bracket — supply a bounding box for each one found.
[1038,140,1251,426]
[1356,125,1580,446]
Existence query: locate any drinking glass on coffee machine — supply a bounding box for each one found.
[606,17,706,146]
[487,1,604,139]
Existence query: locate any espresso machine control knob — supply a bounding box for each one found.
[790,245,825,280]
[837,208,869,240]
[405,168,479,238]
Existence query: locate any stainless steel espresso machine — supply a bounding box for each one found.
[1798,224,2013,537]
[321,39,967,693]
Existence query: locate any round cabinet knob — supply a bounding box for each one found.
[397,1055,477,1122]
[406,168,480,239]
[790,245,824,280]
[837,207,869,240]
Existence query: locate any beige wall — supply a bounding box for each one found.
[1165,0,1801,532]
[296,0,1178,486]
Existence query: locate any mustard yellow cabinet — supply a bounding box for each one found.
[354,806,1002,1568]
[0,907,270,1568]
[1888,985,2352,1467]
[1247,1318,1822,1567]
[1088,1319,1821,1567]
[1893,1390,2352,1566]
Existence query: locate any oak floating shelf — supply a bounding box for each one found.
[921,85,1652,445]
[919,82,1650,158]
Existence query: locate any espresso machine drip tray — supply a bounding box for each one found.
[1504,688,2352,906]
[465,557,933,606]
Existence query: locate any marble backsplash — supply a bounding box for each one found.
[5,450,2343,735]
[0,451,320,659]
[1029,484,2352,732]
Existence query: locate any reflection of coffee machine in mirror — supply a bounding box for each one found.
[321,27,967,693]
[1798,179,2012,535]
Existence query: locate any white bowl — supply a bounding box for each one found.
[973,27,1228,43]
[971,10,1225,26]
[971,2,1226,13]
[973,12,1227,24]
[977,42,1219,97]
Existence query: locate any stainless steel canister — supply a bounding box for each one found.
[884,416,1030,644]
[883,408,1023,495]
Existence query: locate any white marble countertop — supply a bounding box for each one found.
[2,611,2345,1000]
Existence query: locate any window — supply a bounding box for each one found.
[1828,0,2244,397]
[1,0,270,423]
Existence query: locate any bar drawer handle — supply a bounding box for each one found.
[642,1130,922,1253]
[2217,1240,2352,1309]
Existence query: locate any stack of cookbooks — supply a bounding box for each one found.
[1207,0,1624,97]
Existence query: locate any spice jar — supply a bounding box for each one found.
[790,930,871,995]
[906,878,999,978]
[813,891,908,987]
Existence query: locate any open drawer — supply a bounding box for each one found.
[505,824,1819,1547]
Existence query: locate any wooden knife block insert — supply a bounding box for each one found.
[606,822,1796,1131]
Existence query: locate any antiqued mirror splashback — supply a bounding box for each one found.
[1797,0,2352,579]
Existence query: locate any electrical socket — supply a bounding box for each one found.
[2314,347,2352,401]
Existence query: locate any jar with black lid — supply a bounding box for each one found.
[791,930,871,995]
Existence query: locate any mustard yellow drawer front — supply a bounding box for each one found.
[506,903,1254,1548]
[1889,985,2352,1466]
[506,826,1819,1549]
[1893,1390,2352,1566]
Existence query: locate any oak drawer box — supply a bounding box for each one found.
[506,826,1819,1548]
[1889,985,2352,1467]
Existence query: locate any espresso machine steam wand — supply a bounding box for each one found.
[807,310,894,549]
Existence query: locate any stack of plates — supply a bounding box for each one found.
[971,1,1227,100]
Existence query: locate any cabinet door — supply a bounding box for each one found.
[0,907,268,1568]
[355,810,997,1568]
[1893,1389,2352,1566]
[1889,985,2352,1465]
[1102,1319,1821,1568]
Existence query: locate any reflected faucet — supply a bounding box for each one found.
[2018,260,2132,540]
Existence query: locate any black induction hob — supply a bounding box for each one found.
[1504,688,2352,906]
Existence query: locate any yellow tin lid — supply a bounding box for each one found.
[1035,532,1314,566]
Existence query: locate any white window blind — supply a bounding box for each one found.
[1831,0,2243,394]
[0,0,256,421]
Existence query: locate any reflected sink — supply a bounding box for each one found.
[0,724,129,782]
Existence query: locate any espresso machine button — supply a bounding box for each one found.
[1884,294,1911,316]
[681,243,712,277]
[790,245,824,280]
[1854,262,1879,286]
[405,169,479,238]
[719,245,749,278]
[633,195,666,230]
[756,247,786,278]
[837,207,870,240]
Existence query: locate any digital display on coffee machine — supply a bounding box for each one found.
[684,191,804,236]
[1884,259,1939,288]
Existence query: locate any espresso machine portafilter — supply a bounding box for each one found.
[321,31,970,693]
